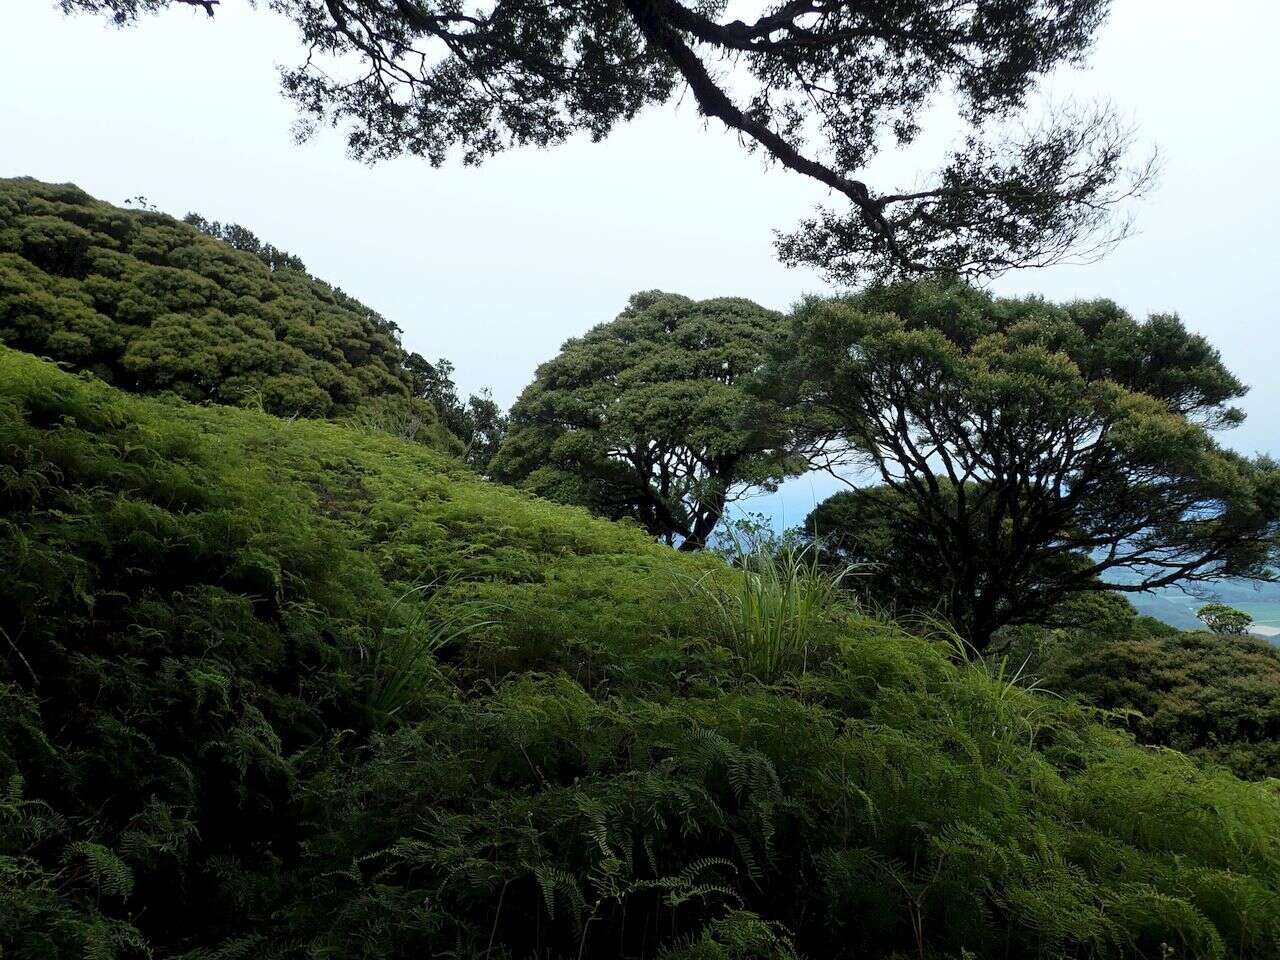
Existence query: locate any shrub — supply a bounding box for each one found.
[1041,624,1280,781]
[0,177,455,447]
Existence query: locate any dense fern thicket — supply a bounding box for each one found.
[1040,624,1280,782]
[0,178,451,444]
[6,346,1280,959]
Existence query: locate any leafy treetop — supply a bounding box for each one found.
[60,0,1151,281]
[781,280,1280,647]
[1197,602,1255,636]
[493,291,801,549]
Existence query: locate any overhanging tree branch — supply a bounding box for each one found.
[65,0,1151,280]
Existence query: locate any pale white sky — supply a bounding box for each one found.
[2,0,1277,524]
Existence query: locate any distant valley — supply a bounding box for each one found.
[1126,578,1280,636]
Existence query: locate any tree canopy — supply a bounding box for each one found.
[781,280,1280,646]
[61,0,1151,281]
[1197,602,1255,636]
[0,177,460,444]
[1039,619,1280,782]
[493,291,800,549]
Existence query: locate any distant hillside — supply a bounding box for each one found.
[6,344,1280,958]
[1120,578,1280,634]
[0,177,452,445]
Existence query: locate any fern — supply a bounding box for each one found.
[6,345,1280,959]
[65,842,134,899]
[535,864,588,922]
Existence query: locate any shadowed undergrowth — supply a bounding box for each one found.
[4,346,1280,959]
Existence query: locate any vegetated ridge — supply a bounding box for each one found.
[0,176,453,446]
[5,345,1280,958]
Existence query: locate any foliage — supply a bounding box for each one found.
[685,542,854,683]
[406,353,509,472]
[779,279,1280,647]
[8,345,1280,958]
[183,211,309,273]
[804,486,1157,631]
[494,292,802,549]
[1197,603,1255,636]
[61,0,1151,281]
[1036,616,1280,782]
[802,483,955,619]
[0,177,458,447]
[709,511,808,560]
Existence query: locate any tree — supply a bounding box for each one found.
[1197,602,1254,636]
[406,353,509,473]
[802,482,1146,634]
[780,280,1280,648]
[492,291,801,550]
[62,0,1152,282]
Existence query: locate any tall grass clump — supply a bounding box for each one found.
[691,542,854,682]
[362,579,494,729]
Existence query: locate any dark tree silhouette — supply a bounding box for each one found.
[60,0,1153,280]
[783,281,1280,647]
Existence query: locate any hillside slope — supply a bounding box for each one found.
[5,346,1280,959]
[0,177,451,445]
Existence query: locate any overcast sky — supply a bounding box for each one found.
[3,0,1277,524]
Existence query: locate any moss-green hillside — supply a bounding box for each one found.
[0,177,450,445]
[5,345,1280,959]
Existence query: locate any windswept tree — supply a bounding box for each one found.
[1197,602,1254,636]
[492,291,801,549]
[405,353,509,472]
[782,281,1280,647]
[63,0,1151,281]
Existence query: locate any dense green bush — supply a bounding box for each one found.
[0,177,453,445]
[1039,622,1280,782]
[493,291,801,549]
[6,346,1280,958]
